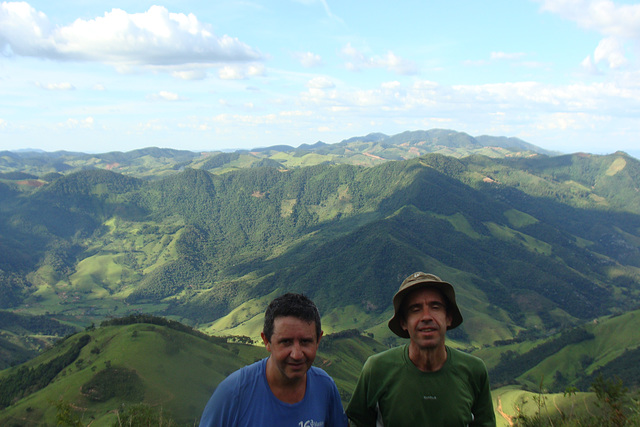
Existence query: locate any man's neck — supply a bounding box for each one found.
[265,357,307,404]
[407,343,448,372]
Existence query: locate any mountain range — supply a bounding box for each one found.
[1,129,639,424]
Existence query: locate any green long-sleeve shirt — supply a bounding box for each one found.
[346,345,496,427]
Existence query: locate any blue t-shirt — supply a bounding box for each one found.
[199,358,348,427]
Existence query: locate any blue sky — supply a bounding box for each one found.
[1,0,639,156]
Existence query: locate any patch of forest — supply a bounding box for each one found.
[0,334,90,409]
[490,327,595,388]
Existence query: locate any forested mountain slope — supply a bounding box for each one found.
[1,150,639,351]
[2,131,640,424]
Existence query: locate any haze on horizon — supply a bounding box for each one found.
[1,0,639,158]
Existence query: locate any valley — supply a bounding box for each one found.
[1,129,639,425]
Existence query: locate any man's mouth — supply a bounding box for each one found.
[288,361,306,369]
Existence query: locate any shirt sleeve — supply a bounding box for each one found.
[471,365,497,427]
[345,358,378,427]
[198,374,239,427]
[327,376,349,427]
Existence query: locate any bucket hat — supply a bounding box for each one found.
[388,272,463,338]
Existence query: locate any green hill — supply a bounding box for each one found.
[477,309,640,392]
[2,314,638,426]
[1,130,640,425]
[1,149,639,353]
[0,311,77,370]
[0,317,379,426]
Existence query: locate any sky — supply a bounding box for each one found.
[1,0,639,156]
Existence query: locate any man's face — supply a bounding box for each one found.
[400,287,452,350]
[262,316,322,384]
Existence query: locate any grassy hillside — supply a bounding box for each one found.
[493,386,600,427]
[0,311,79,369]
[1,134,639,426]
[3,315,639,427]
[0,318,380,426]
[1,151,639,356]
[1,136,640,422]
[480,310,640,425]
[474,308,640,394]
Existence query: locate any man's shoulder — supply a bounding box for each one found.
[371,344,405,359]
[447,347,488,370]
[309,365,331,377]
[448,346,481,361]
[222,358,266,387]
[308,365,338,387]
[199,359,267,426]
[364,344,405,369]
[242,358,267,373]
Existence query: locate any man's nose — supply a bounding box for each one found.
[420,307,434,321]
[291,342,303,358]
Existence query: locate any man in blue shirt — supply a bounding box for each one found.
[199,293,348,427]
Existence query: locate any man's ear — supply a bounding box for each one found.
[316,330,324,345]
[261,332,271,352]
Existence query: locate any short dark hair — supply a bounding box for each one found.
[263,293,321,342]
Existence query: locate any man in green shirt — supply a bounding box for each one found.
[346,272,496,426]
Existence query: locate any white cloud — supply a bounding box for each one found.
[294,51,323,68]
[341,43,418,75]
[412,80,440,90]
[177,120,212,131]
[580,55,600,74]
[149,91,183,102]
[36,82,75,90]
[247,64,265,77]
[307,76,335,89]
[172,69,208,80]
[381,81,401,90]
[382,51,418,75]
[536,0,639,70]
[136,119,169,131]
[211,113,278,126]
[537,0,640,38]
[293,75,639,131]
[491,52,526,60]
[350,89,386,107]
[520,61,548,69]
[219,66,245,80]
[280,110,312,117]
[535,112,608,132]
[0,3,262,68]
[60,117,94,129]
[594,36,628,68]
